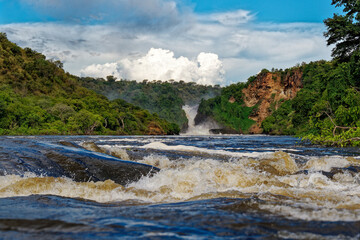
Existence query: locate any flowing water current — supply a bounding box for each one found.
[0,135,360,239]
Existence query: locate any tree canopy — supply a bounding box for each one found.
[80,77,221,130]
[324,0,360,61]
[0,33,180,135]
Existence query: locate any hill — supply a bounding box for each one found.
[197,0,360,146]
[80,77,221,130]
[196,67,303,134]
[0,33,179,135]
[262,57,360,146]
[197,56,360,145]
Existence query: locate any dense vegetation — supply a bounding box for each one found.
[0,33,179,135]
[324,0,360,61]
[198,0,360,146]
[199,56,360,145]
[263,0,360,146]
[197,81,256,133]
[1,0,357,143]
[80,77,221,130]
[262,55,360,146]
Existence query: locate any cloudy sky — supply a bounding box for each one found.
[0,0,341,85]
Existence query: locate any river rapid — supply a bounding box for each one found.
[0,135,359,239]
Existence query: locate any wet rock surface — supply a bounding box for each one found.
[0,137,159,185]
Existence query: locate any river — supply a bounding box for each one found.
[0,135,359,239]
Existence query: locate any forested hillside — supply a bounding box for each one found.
[196,66,303,134]
[80,77,221,130]
[198,56,360,145]
[262,57,360,146]
[197,0,360,146]
[264,0,360,146]
[0,33,179,135]
[196,80,256,133]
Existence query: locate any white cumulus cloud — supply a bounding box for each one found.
[80,62,121,79]
[0,8,333,85]
[80,48,225,85]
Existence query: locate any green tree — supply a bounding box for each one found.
[0,33,180,136]
[106,75,117,83]
[324,0,360,60]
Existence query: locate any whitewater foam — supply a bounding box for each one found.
[141,141,273,158]
[0,151,359,221]
[182,105,219,135]
[304,156,360,172]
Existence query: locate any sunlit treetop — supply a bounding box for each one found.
[324,0,360,61]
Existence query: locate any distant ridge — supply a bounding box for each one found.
[0,33,179,135]
[80,77,221,131]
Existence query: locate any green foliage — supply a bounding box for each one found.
[80,77,221,129]
[246,75,257,85]
[197,82,255,132]
[324,0,360,61]
[0,33,179,135]
[261,100,296,135]
[196,67,302,134]
[262,55,360,146]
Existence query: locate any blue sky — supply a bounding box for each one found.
[192,0,340,22]
[0,0,343,85]
[0,0,341,24]
[0,1,46,24]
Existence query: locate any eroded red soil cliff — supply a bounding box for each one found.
[242,70,303,133]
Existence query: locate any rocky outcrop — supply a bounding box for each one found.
[210,127,242,134]
[242,69,303,133]
[147,122,166,135]
[0,137,159,186]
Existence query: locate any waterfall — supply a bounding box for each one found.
[182,105,218,135]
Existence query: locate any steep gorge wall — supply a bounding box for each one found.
[242,70,303,133]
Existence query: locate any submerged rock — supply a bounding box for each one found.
[0,137,159,186]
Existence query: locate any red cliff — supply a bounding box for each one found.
[242,69,303,133]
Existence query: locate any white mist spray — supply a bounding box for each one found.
[182,105,219,135]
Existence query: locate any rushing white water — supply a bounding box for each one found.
[138,141,272,158]
[182,105,219,135]
[1,151,360,222]
[1,135,360,224]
